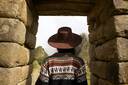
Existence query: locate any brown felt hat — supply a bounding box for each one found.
[48,27,82,49]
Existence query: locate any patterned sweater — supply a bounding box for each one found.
[36,53,88,85]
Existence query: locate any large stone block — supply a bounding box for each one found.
[99,79,128,85]
[91,74,99,85]
[28,17,39,35]
[0,65,32,85]
[0,43,30,67]
[25,31,36,49]
[99,78,114,85]
[0,18,26,44]
[95,38,128,61]
[89,15,128,45]
[114,15,128,35]
[113,0,128,9]
[18,61,41,85]
[89,44,97,61]
[35,0,93,15]
[17,77,32,85]
[89,25,105,45]
[0,0,34,27]
[99,2,114,24]
[112,0,128,15]
[89,0,128,24]
[89,0,114,24]
[91,61,128,83]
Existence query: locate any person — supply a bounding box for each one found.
[36,27,88,85]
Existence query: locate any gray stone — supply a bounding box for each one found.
[28,17,39,35]
[89,44,97,61]
[17,77,32,85]
[89,15,128,45]
[35,0,93,15]
[0,43,30,67]
[0,18,26,44]
[25,31,36,49]
[91,74,99,85]
[0,65,32,85]
[91,61,128,83]
[99,78,114,85]
[18,61,41,85]
[114,15,128,36]
[89,0,114,24]
[113,0,128,9]
[0,0,33,27]
[95,38,128,61]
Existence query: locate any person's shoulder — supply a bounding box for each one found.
[43,53,62,61]
[42,57,50,64]
[73,56,85,65]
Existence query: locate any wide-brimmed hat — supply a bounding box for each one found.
[48,27,82,49]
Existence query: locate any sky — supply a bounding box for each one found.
[36,16,88,55]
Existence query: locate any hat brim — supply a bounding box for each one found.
[48,33,82,49]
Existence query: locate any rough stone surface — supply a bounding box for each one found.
[0,43,30,67]
[89,44,97,61]
[113,0,128,9]
[28,17,39,35]
[89,15,128,45]
[0,18,26,44]
[91,61,128,84]
[17,77,32,85]
[91,74,99,85]
[35,0,94,15]
[99,78,128,85]
[88,0,114,25]
[0,65,32,85]
[99,78,114,85]
[87,0,128,85]
[25,31,36,49]
[0,0,33,27]
[18,61,41,85]
[0,0,128,85]
[95,38,128,61]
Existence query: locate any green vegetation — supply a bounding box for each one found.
[75,33,90,85]
[31,46,48,85]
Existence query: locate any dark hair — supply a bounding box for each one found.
[57,48,75,54]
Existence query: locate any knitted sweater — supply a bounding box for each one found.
[36,53,88,85]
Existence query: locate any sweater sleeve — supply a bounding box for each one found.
[75,58,88,85]
[36,60,49,85]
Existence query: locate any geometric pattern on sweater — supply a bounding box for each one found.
[39,53,87,83]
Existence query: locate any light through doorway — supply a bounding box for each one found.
[36,16,88,56]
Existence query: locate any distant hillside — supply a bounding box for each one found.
[75,33,90,85]
[31,46,48,85]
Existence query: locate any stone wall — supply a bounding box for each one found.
[0,0,128,85]
[88,0,128,85]
[33,0,94,15]
[0,0,38,85]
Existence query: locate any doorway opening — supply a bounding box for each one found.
[36,16,88,55]
[36,16,90,84]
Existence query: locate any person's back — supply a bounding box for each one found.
[36,53,87,85]
[36,27,88,85]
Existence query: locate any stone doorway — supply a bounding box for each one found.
[0,0,128,85]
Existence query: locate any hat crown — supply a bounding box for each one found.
[57,27,72,41]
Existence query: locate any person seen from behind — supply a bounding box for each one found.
[36,27,88,85]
